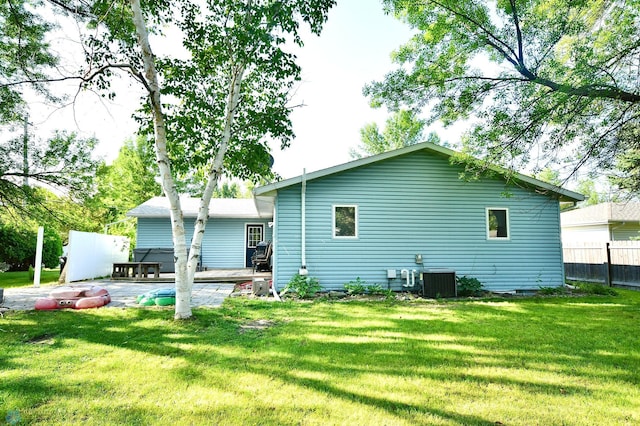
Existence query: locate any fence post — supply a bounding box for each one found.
[604,242,612,287]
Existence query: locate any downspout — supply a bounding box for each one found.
[271,207,281,301]
[299,168,308,276]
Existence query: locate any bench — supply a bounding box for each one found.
[112,262,161,279]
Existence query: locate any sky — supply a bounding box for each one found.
[270,1,416,178]
[26,1,436,180]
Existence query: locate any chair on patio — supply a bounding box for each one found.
[251,241,272,273]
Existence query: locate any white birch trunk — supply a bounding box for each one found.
[187,63,246,284]
[186,0,250,281]
[129,0,190,318]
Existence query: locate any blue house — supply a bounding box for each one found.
[128,197,273,271]
[254,142,584,293]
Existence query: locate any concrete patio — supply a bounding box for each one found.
[1,268,271,312]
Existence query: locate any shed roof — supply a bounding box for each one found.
[561,202,640,226]
[127,196,271,219]
[254,142,584,216]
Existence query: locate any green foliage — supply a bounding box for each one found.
[366,284,395,299]
[213,182,241,199]
[0,222,35,271]
[367,0,640,185]
[131,0,337,185]
[88,136,162,243]
[610,125,640,194]
[535,168,562,186]
[344,277,366,295]
[456,275,484,297]
[0,0,57,124]
[0,132,100,216]
[351,109,429,158]
[572,282,618,296]
[0,222,61,271]
[538,286,568,296]
[42,227,62,268]
[344,279,395,299]
[576,178,610,206]
[284,273,321,299]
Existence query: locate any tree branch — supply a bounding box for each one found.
[0,62,151,93]
[427,0,519,65]
[509,0,525,65]
[46,0,94,18]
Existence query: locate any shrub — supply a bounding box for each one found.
[284,273,321,299]
[344,277,366,295]
[367,284,395,299]
[456,275,484,297]
[0,223,62,271]
[42,227,63,268]
[538,286,568,295]
[573,282,618,296]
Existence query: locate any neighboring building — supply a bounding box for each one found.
[127,197,272,271]
[561,202,640,243]
[254,142,584,292]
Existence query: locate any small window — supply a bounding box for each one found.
[333,205,357,238]
[487,208,509,240]
[247,225,263,248]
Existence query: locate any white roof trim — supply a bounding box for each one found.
[128,196,272,219]
[254,142,584,202]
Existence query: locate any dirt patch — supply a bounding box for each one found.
[25,333,56,345]
[239,319,276,333]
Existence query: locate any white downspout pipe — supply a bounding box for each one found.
[299,168,308,276]
[401,269,409,287]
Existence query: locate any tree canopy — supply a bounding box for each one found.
[350,109,428,158]
[0,129,99,214]
[365,0,640,188]
[0,0,57,124]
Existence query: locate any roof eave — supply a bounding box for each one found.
[254,142,585,202]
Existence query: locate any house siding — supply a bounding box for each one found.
[137,217,272,268]
[273,150,564,292]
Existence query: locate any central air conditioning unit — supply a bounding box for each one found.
[423,269,456,298]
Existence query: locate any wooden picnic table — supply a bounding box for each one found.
[112,262,161,279]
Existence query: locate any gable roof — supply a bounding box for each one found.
[127,196,271,219]
[561,202,640,226]
[254,142,584,215]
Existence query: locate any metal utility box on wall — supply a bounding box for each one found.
[423,269,456,298]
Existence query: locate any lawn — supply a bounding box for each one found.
[1,290,639,425]
[0,269,61,289]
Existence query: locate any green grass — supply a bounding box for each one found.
[0,269,60,289]
[1,291,639,425]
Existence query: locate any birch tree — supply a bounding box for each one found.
[129,0,334,318]
[2,0,334,319]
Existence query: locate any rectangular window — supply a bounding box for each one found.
[487,208,509,240]
[333,205,358,238]
[247,225,263,248]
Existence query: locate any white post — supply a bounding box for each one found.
[33,226,44,287]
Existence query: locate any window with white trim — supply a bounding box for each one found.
[487,208,509,240]
[247,225,263,248]
[333,205,358,238]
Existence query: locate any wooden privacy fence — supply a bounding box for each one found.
[563,241,640,289]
